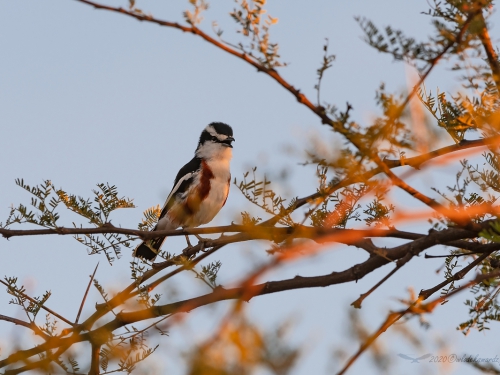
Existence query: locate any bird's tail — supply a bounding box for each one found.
[133,236,166,261]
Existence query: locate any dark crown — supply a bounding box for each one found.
[198,122,234,147]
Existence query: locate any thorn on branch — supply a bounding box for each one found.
[346,102,353,113]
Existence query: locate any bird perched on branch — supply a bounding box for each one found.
[133,122,235,261]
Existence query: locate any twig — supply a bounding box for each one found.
[351,264,402,309]
[476,11,500,92]
[0,279,74,327]
[419,251,491,299]
[75,262,99,324]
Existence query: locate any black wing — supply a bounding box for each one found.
[158,156,201,219]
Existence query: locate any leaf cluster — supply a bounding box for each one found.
[229,0,283,68]
[235,167,296,226]
[2,180,136,264]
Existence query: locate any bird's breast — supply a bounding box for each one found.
[183,159,230,227]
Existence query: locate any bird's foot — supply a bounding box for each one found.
[184,234,211,251]
[194,234,209,242]
[194,234,212,252]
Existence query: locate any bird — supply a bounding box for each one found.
[133,122,235,261]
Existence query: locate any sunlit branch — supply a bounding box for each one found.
[477,11,500,92]
[373,152,450,214]
[0,220,488,369]
[83,225,493,338]
[73,0,341,134]
[89,343,100,375]
[3,346,70,375]
[384,136,500,169]
[0,223,424,243]
[264,135,499,226]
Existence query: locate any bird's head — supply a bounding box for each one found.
[196,122,235,160]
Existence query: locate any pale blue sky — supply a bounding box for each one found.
[1,1,499,374]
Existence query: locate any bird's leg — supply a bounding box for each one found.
[184,234,193,248]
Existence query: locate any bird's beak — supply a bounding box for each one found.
[223,136,235,148]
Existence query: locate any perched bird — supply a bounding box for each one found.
[134,122,234,261]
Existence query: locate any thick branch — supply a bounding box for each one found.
[88,344,100,375]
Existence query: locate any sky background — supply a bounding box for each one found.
[1,1,499,374]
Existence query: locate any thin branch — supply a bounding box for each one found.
[373,153,450,215]
[0,314,32,330]
[425,251,479,258]
[477,11,500,92]
[263,135,499,226]
[73,0,338,130]
[419,251,491,299]
[384,137,500,169]
[0,279,74,327]
[71,0,477,157]
[75,262,99,324]
[350,248,417,309]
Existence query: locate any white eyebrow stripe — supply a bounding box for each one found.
[205,125,217,137]
[162,172,195,210]
[205,125,229,141]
